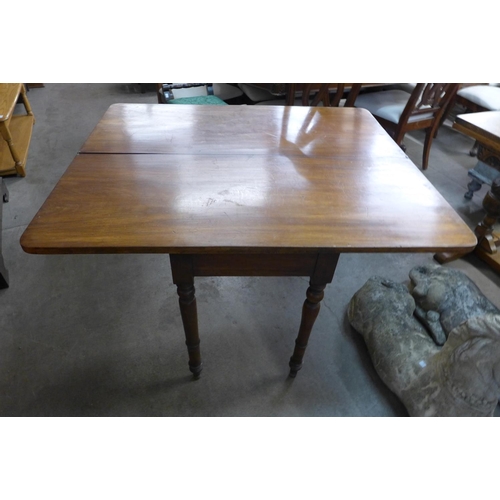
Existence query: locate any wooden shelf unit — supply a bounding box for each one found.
[0,83,35,177]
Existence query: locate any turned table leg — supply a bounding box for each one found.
[474,177,500,259]
[289,283,326,377]
[289,253,339,377]
[170,252,339,378]
[170,255,203,378]
[177,283,203,378]
[0,122,24,170]
[464,178,483,200]
[436,178,500,268]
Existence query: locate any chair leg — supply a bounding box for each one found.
[393,128,406,152]
[470,140,479,157]
[422,128,434,170]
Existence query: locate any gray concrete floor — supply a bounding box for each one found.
[1,83,499,416]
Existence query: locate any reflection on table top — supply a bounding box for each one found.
[21,104,476,255]
[80,103,406,158]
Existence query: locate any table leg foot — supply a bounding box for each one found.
[187,339,203,378]
[189,362,203,379]
[2,179,9,203]
[177,283,203,377]
[465,178,482,200]
[288,283,326,377]
[0,269,8,289]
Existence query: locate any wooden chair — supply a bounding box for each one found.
[346,83,459,170]
[256,84,347,107]
[157,83,242,105]
[285,84,346,106]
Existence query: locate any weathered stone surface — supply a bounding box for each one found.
[401,314,500,417]
[410,264,500,342]
[348,268,500,417]
[347,276,439,400]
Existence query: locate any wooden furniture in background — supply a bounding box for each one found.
[0,83,35,177]
[454,84,500,156]
[157,83,227,105]
[346,83,459,170]
[284,84,345,106]
[21,104,476,379]
[454,84,500,114]
[436,111,500,272]
[157,83,243,105]
[456,111,500,201]
[241,83,393,105]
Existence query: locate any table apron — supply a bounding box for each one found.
[170,253,340,284]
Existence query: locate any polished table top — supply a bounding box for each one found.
[80,103,402,156]
[21,104,476,255]
[0,83,23,122]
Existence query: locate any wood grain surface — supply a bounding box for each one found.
[79,104,408,159]
[0,84,22,122]
[21,151,476,254]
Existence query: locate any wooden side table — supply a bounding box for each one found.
[473,177,500,272]
[435,111,500,271]
[0,83,35,177]
[21,105,477,378]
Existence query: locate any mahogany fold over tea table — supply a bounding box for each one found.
[21,104,476,378]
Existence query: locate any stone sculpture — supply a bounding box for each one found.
[348,265,500,417]
[410,265,500,345]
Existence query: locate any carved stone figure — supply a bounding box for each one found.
[402,313,500,416]
[348,277,439,400]
[348,267,500,417]
[409,264,500,343]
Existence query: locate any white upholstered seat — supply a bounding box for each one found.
[353,90,433,124]
[213,84,243,102]
[349,83,459,170]
[237,84,279,103]
[456,85,500,111]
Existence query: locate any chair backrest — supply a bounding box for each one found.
[158,83,214,103]
[285,84,346,107]
[399,83,459,125]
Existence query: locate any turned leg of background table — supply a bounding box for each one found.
[435,177,500,267]
[289,283,326,377]
[473,177,500,271]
